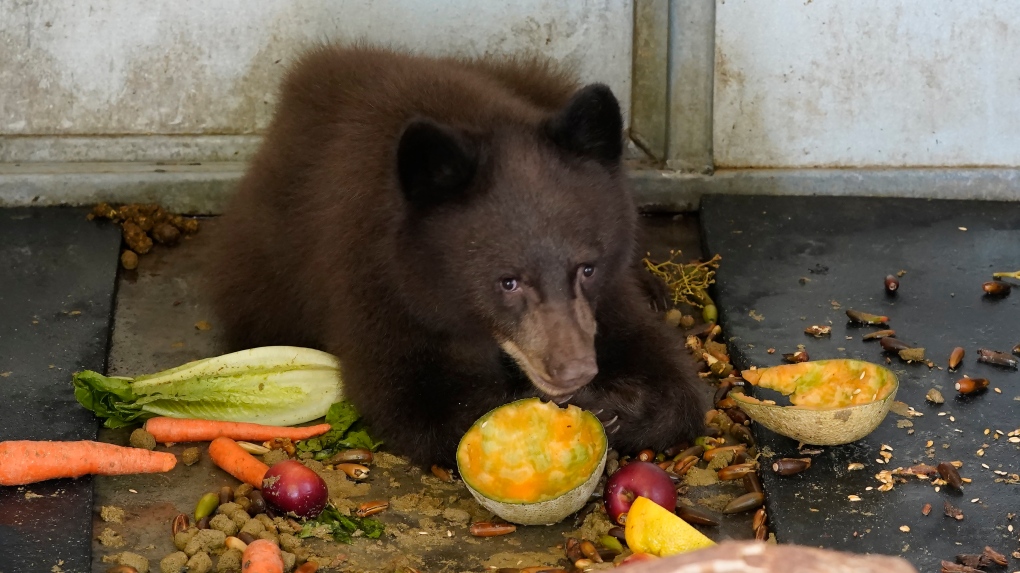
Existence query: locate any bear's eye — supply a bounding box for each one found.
[500,277,520,292]
[581,264,595,278]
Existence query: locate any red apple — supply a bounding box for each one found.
[261,460,329,519]
[603,461,677,525]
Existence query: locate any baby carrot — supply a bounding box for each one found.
[209,437,270,488]
[144,417,331,443]
[0,440,177,486]
[241,538,284,573]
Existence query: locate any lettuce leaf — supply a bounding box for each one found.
[297,401,383,460]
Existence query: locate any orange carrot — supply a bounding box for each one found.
[143,417,331,443]
[209,437,270,488]
[0,440,177,486]
[241,538,284,573]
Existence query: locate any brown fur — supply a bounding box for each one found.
[205,44,704,466]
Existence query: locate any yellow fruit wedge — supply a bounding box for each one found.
[624,496,715,557]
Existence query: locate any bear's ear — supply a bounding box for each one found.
[544,83,623,167]
[397,119,479,208]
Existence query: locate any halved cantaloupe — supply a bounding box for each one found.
[456,397,608,525]
[731,359,898,445]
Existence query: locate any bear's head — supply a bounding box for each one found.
[393,84,636,398]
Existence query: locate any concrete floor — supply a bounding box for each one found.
[90,215,753,572]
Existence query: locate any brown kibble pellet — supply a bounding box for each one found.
[281,552,297,572]
[234,483,254,498]
[279,533,302,553]
[181,447,200,466]
[215,548,242,573]
[122,221,153,255]
[185,551,212,573]
[129,428,156,451]
[121,250,139,270]
[104,552,149,573]
[152,222,181,246]
[208,514,238,537]
[160,551,188,573]
[174,527,199,551]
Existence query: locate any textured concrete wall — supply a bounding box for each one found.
[714,1,1020,168]
[1,0,632,157]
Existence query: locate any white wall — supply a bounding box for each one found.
[714,0,1020,168]
[1,1,632,149]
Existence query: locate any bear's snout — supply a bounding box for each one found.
[498,297,598,397]
[547,355,599,392]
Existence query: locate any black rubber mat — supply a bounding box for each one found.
[0,208,120,572]
[701,195,1020,571]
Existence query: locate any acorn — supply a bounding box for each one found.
[717,463,757,481]
[772,457,812,476]
[884,275,899,293]
[723,492,765,514]
[948,347,964,370]
[743,472,763,494]
[982,280,1011,296]
[976,348,1018,369]
[752,507,767,531]
[880,337,910,352]
[955,377,989,395]
[676,505,719,527]
[937,461,963,490]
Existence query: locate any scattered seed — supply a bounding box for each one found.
[783,350,809,363]
[899,525,910,532]
[944,501,964,521]
[469,522,516,537]
[337,463,370,480]
[355,500,389,518]
[847,462,865,471]
[922,503,931,516]
[846,309,888,325]
[848,495,862,502]
[236,441,270,455]
[804,325,831,337]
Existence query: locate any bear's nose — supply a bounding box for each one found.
[549,357,598,390]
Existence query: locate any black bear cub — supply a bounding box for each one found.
[206,45,704,466]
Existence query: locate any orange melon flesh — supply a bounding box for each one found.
[456,398,607,505]
[740,359,897,409]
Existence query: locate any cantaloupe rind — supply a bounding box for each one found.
[456,397,608,526]
[731,359,898,445]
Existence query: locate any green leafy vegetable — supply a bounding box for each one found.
[72,347,343,428]
[298,503,384,543]
[297,401,383,460]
